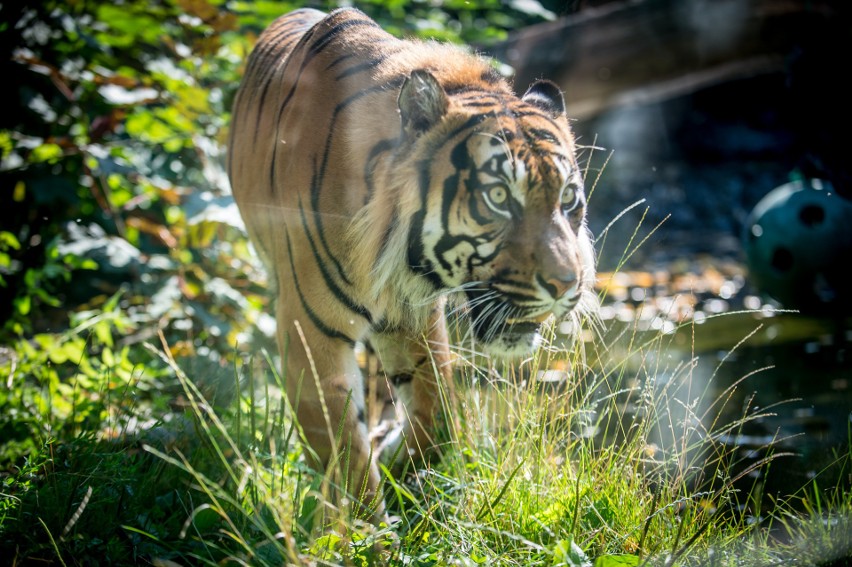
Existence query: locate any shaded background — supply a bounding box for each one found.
[490,0,851,273]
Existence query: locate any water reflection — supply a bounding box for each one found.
[595,310,852,511]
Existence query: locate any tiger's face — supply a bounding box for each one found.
[401,72,595,356]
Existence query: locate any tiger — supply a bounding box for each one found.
[227,7,596,522]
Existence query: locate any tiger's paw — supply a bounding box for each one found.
[373,422,410,472]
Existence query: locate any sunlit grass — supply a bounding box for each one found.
[2,303,851,565]
[2,178,850,564]
[153,313,852,566]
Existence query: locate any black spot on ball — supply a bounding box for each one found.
[799,204,825,227]
[771,247,794,272]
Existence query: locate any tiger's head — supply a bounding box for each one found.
[396,69,596,356]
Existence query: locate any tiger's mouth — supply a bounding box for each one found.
[463,291,551,352]
[500,312,552,338]
[505,312,552,325]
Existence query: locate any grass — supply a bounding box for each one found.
[2,302,851,566]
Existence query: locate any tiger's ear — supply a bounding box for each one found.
[398,69,448,135]
[522,80,566,118]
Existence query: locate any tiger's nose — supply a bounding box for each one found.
[537,272,578,299]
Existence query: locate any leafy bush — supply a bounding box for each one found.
[0,0,556,342]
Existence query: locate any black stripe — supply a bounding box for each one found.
[297,192,373,324]
[334,40,402,80]
[493,290,538,303]
[527,127,559,145]
[445,85,500,96]
[254,15,328,145]
[326,53,355,70]
[390,373,414,385]
[310,77,407,286]
[467,185,494,226]
[306,151,354,285]
[284,228,356,346]
[268,21,401,283]
[536,273,561,299]
[245,20,314,89]
[262,16,397,281]
[235,19,312,165]
[511,107,563,130]
[407,211,440,288]
[463,100,502,108]
[336,57,386,81]
[370,318,401,334]
[431,140,483,275]
[467,239,502,271]
[407,162,441,287]
[415,113,489,203]
[308,18,379,57]
[363,138,397,205]
[254,21,317,161]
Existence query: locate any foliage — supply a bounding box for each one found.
[1,0,263,361]
[0,0,557,343]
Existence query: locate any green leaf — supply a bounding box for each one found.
[593,555,640,567]
[62,338,86,364]
[30,143,63,164]
[102,347,115,368]
[47,344,68,364]
[94,321,114,348]
[13,295,31,316]
[95,4,166,47]
[297,476,323,535]
[0,130,13,155]
[0,231,21,250]
[585,496,616,530]
[125,111,175,145]
[552,539,591,567]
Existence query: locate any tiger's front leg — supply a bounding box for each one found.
[276,299,385,523]
[371,302,455,471]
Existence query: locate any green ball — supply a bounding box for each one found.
[743,179,852,314]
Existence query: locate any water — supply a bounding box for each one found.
[594,310,852,510]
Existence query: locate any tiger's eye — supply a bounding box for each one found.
[490,186,508,205]
[561,186,576,209]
